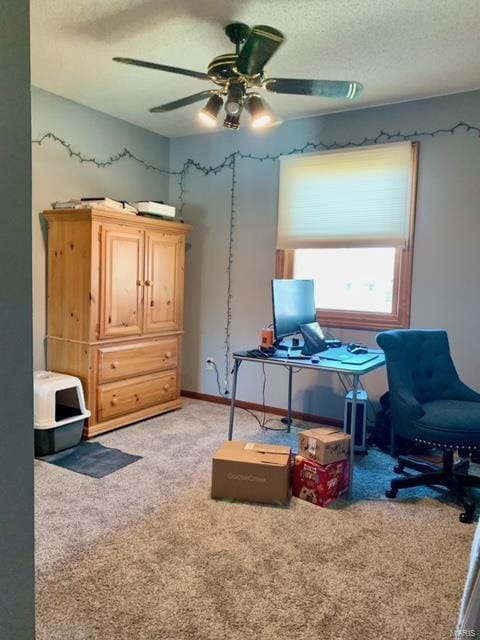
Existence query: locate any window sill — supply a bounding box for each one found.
[318,309,410,332]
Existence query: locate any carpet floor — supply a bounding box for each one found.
[35,398,477,640]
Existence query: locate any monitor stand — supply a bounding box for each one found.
[274,337,304,353]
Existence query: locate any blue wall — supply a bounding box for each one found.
[170,90,480,419]
[32,87,171,368]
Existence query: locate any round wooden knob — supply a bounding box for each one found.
[137,280,144,286]
[111,361,120,369]
[163,384,170,391]
[145,280,153,286]
[165,351,171,359]
[111,396,118,406]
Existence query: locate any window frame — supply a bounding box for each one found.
[275,142,419,331]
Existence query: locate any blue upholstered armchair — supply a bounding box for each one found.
[377,329,480,523]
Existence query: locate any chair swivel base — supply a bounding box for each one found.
[385,450,480,523]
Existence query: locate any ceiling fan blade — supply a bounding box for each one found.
[149,91,217,113]
[113,57,211,81]
[236,25,285,76]
[264,78,363,99]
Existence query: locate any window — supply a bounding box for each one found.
[276,142,418,330]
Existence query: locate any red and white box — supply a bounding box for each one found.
[293,455,350,507]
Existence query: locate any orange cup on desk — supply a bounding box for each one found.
[261,327,274,347]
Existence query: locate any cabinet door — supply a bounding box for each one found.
[144,231,184,333]
[100,225,144,338]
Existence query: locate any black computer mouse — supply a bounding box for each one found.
[350,346,368,355]
[347,342,368,353]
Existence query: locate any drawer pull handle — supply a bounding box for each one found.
[111,396,118,406]
[137,280,144,286]
[163,384,170,391]
[111,361,120,369]
[145,280,153,287]
[165,351,171,359]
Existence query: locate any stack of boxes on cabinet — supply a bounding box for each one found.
[211,427,351,507]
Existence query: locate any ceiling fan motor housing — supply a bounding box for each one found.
[225,23,251,47]
[208,54,240,81]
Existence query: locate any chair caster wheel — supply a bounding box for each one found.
[459,508,475,524]
[393,463,404,474]
[386,487,398,499]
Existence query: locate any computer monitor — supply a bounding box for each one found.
[271,279,316,347]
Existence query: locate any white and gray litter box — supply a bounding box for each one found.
[34,371,91,456]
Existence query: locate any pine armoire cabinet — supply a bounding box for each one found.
[42,207,192,437]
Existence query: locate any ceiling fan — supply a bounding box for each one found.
[113,22,363,131]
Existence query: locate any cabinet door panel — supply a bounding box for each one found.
[100,226,144,338]
[144,231,184,333]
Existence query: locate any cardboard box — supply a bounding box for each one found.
[211,441,292,505]
[299,426,351,465]
[293,455,350,507]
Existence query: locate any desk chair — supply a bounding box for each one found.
[376,329,480,523]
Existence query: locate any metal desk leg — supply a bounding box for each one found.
[286,366,293,432]
[348,375,359,500]
[228,359,241,440]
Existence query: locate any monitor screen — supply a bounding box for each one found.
[271,279,317,341]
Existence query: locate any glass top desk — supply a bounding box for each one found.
[228,347,386,499]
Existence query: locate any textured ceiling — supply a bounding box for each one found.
[31,0,480,138]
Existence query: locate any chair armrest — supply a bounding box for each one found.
[395,388,425,420]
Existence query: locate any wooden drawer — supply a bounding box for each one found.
[97,338,177,383]
[97,372,177,421]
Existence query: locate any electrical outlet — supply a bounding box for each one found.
[206,357,215,370]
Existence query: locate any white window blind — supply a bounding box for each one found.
[277,141,415,249]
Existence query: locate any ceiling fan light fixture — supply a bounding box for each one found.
[223,113,241,130]
[198,111,217,127]
[252,114,272,128]
[246,93,273,128]
[225,83,244,116]
[198,93,223,127]
[225,101,242,116]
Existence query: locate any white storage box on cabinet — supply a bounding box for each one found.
[34,371,90,456]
